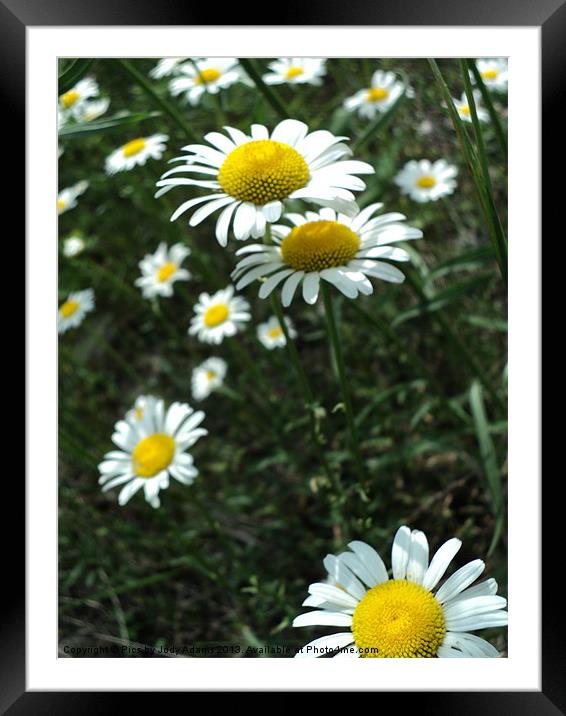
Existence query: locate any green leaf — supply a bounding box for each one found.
[58,59,97,95]
[58,111,162,138]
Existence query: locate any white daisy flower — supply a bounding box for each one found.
[168,58,241,106]
[62,235,86,258]
[473,58,508,93]
[189,286,251,345]
[149,57,188,79]
[344,70,408,120]
[135,242,191,299]
[74,97,111,123]
[191,357,228,401]
[98,398,207,509]
[125,395,158,423]
[57,180,89,215]
[58,77,99,120]
[156,119,374,246]
[257,315,297,350]
[452,91,490,123]
[58,289,95,334]
[293,525,508,658]
[231,204,422,306]
[394,159,458,203]
[262,58,327,86]
[105,134,168,175]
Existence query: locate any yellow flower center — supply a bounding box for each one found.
[122,138,147,157]
[156,262,177,282]
[60,299,79,318]
[460,105,471,116]
[61,90,80,108]
[481,69,499,79]
[131,433,175,478]
[268,326,283,339]
[205,370,216,380]
[417,175,437,189]
[194,68,222,84]
[218,139,310,205]
[352,580,446,658]
[285,66,304,79]
[367,87,389,102]
[57,198,66,211]
[203,303,230,327]
[280,220,360,273]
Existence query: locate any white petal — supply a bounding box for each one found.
[308,583,359,610]
[292,611,353,628]
[423,538,462,591]
[435,560,485,604]
[347,541,389,586]
[294,633,354,658]
[302,272,320,304]
[405,530,429,585]
[233,202,257,240]
[281,271,305,307]
[262,201,283,222]
[391,525,411,580]
[258,268,295,299]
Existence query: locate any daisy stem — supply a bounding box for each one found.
[262,225,346,538]
[351,90,408,152]
[237,59,290,119]
[321,284,366,485]
[269,292,347,538]
[189,59,227,127]
[115,59,201,143]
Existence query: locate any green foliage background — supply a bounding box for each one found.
[58,58,508,657]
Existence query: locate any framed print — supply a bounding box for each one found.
[11,0,553,707]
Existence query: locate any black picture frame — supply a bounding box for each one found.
[12,0,552,708]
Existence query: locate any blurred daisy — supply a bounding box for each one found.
[191,357,228,401]
[452,91,489,123]
[263,58,326,86]
[62,235,86,258]
[98,398,207,508]
[126,395,158,423]
[394,159,458,203]
[105,134,168,175]
[156,118,374,245]
[293,525,508,658]
[74,97,111,123]
[344,70,407,119]
[231,204,422,306]
[57,180,89,215]
[58,289,95,334]
[473,58,508,93]
[135,242,191,299]
[257,315,296,349]
[189,286,251,344]
[169,58,241,106]
[58,77,99,120]
[150,57,188,79]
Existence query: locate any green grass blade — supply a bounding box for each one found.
[238,59,290,119]
[58,111,162,138]
[467,59,507,160]
[469,380,505,554]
